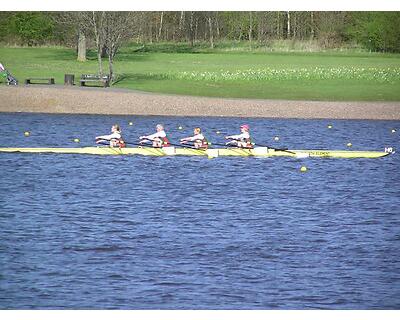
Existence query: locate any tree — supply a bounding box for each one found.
[89,11,105,76]
[10,12,54,46]
[102,12,138,81]
[3,11,400,54]
[70,12,107,75]
[71,12,137,79]
[248,12,253,44]
[0,12,14,41]
[179,11,185,40]
[156,12,164,41]
[347,12,400,52]
[314,12,348,48]
[207,12,214,48]
[310,12,315,40]
[52,12,87,62]
[189,11,195,46]
[77,28,86,62]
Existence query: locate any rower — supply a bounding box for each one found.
[139,124,171,148]
[180,127,209,149]
[225,124,253,149]
[96,124,126,148]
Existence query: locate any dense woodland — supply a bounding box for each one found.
[1,12,399,79]
[1,12,399,51]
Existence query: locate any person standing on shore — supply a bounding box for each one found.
[225,124,253,148]
[180,127,209,149]
[139,124,171,148]
[96,124,126,148]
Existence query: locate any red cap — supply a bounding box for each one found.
[240,124,250,130]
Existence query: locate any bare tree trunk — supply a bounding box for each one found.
[208,15,214,48]
[293,12,297,39]
[137,13,144,43]
[287,11,291,39]
[179,11,185,40]
[108,49,114,82]
[238,24,242,41]
[149,17,153,43]
[194,17,198,43]
[96,47,103,76]
[249,11,253,44]
[310,11,315,40]
[277,12,281,39]
[189,12,194,46]
[92,12,103,76]
[215,13,220,39]
[257,12,262,42]
[77,28,86,62]
[158,11,164,41]
[101,45,107,58]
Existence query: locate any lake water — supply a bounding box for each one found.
[0,112,399,309]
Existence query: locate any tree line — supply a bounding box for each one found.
[1,11,399,79]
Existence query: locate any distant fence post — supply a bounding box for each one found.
[64,74,75,85]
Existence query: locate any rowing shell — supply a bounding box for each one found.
[0,146,394,158]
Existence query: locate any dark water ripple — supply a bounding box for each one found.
[0,113,399,309]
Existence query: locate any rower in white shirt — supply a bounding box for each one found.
[139,124,171,148]
[225,124,253,148]
[180,127,209,149]
[96,124,126,148]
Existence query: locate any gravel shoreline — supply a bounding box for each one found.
[1,85,400,120]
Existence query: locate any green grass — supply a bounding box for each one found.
[1,45,400,101]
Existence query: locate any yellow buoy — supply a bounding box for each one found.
[328,125,333,129]
[300,166,307,172]
[24,131,30,137]
[129,122,133,126]
[347,142,352,147]
[274,136,279,141]
[73,138,80,143]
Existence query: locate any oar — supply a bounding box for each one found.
[201,140,266,150]
[136,137,174,148]
[97,138,295,154]
[220,138,263,150]
[254,143,295,154]
[170,142,208,150]
[95,141,113,147]
[132,139,205,150]
[128,139,199,149]
[225,137,295,153]
[219,138,296,154]
[96,138,143,147]
[206,140,251,148]
[96,137,196,149]
[178,141,255,151]
[96,137,161,148]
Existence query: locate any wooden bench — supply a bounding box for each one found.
[80,74,110,88]
[25,78,55,85]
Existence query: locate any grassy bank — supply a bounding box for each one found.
[1,45,399,101]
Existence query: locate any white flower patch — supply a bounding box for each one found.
[153,67,400,83]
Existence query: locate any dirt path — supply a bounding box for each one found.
[1,85,400,120]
